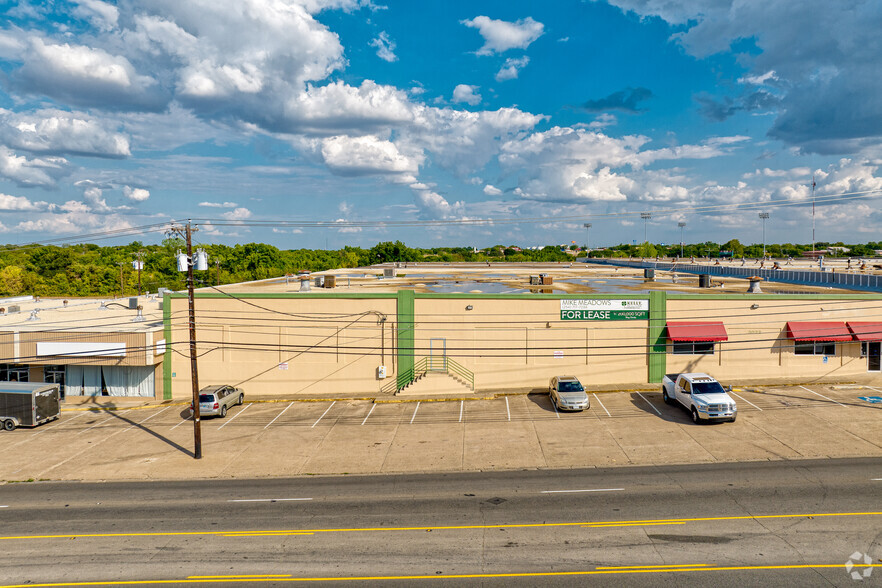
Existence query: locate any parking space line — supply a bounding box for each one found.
[311,401,336,428]
[592,394,610,417]
[77,411,128,435]
[799,385,847,407]
[459,401,463,423]
[218,404,250,429]
[124,406,170,430]
[410,402,420,424]
[636,392,661,415]
[551,396,560,418]
[361,403,376,426]
[505,397,511,421]
[170,415,189,431]
[730,391,762,411]
[866,386,882,395]
[264,402,294,430]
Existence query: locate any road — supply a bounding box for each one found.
[1,458,881,587]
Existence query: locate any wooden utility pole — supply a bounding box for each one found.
[135,251,144,295]
[168,221,202,459]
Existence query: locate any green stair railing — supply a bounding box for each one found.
[380,356,475,394]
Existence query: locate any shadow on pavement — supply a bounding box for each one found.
[104,409,195,458]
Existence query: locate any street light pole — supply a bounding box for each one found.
[759,212,769,259]
[678,222,686,258]
[583,223,592,253]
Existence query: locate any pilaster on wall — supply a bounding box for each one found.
[397,290,415,377]
[163,292,171,400]
[647,290,667,383]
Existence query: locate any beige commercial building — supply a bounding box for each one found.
[164,289,882,400]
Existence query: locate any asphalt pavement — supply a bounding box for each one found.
[0,459,880,586]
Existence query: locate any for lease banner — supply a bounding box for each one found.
[560,299,649,321]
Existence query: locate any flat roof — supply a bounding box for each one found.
[0,295,163,334]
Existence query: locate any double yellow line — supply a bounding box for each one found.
[1,511,880,541]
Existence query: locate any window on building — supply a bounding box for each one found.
[861,342,868,357]
[43,365,66,399]
[0,364,29,382]
[671,341,716,355]
[794,341,836,356]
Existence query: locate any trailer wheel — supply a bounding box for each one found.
[3,419,15,431]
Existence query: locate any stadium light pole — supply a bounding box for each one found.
[640,212,651,244]
[759,212,770,258]
[583,223,592,253]
[678,221,686,258]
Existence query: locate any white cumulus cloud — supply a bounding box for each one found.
[452,84,481,106]
[461,16,544,55]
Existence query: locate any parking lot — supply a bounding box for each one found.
[1,384,880,482]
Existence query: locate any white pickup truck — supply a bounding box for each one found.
[661,373,737,423]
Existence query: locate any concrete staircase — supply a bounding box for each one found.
[395,371,475,396]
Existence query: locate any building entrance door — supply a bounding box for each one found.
[868,342,881,372]
[429,338,447,371]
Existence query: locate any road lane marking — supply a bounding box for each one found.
[189,575,292,579]
[360,403,376,426]
[729,391,762,411]
[0,505,7,508]
[228,498,312,503]
[636,392,661,415]
[4,511,878,541]
[597,564,709,569]
[582,522,685,528]
[6,564,881,586]
[593,393,610,417]
[222,532,314,537]
[311,401,335,428]
[873,478,882,481]
[505,396,511,421]
[542,488,624,494]
[799,385,847,407]
[459,400,463,423]
[218,404,250,429]
[410,402,420,424]
[264,402,293,430]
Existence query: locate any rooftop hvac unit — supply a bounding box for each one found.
[314,276,325,287]
[383,268,397,278]
[129,297,139,309]
[324,275,336,288]
[7,305,19,314]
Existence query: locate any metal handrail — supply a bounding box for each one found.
[382,356,475,393]
[445,357,475,390]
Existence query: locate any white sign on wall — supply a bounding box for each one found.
[37,341,126,357]
[560,299,649,321]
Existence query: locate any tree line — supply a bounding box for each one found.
[0,238,878,298]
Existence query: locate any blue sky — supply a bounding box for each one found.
[0,0,880,250]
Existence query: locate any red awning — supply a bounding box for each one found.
[847,322,882,342]
[785,321,851,341]
[666,321,728,342]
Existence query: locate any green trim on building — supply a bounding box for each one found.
[647,291,667,383]
[666,293,882,300]
[397,290,415,377]
[168,292,397,299]
[162,294,172,400]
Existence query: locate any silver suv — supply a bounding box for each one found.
[191,385,244,418]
